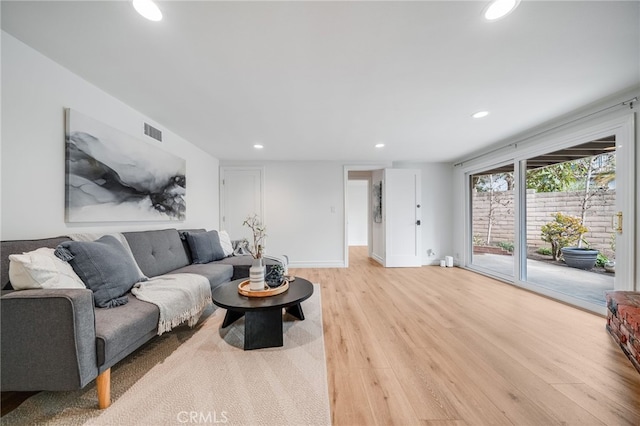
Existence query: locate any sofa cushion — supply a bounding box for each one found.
[170,263,233,291]
[68,233,148,282]
[94,296,159,367]
[1,237,71,290]
[184,231,226,264]
[124,229,190,277]
[178,228,206,263]
[9,248,86,290]
[57,236,143,308]
[218,230,234,257]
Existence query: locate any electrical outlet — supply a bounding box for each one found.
[426,249,435,257]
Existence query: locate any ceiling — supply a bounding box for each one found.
[2,1,639,163]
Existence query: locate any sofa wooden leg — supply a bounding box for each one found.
[97,368,111,409]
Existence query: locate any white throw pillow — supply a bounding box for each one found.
[218,230,234,257]
[8,248,86,290]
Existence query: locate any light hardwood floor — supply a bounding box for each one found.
[290,246,640,426]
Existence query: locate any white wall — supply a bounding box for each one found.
[220,161,345,268]
[347,180,368,246]
[220,160,457,268]
[394,162,454,265]
[218,162,453,268]
[1,32,220,240]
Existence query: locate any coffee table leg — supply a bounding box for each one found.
[244,309,283,350]
[285,303,305,320]
[222,310,244,328]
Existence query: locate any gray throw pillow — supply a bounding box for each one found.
[232,239,251,256]
[185,230,226,264]
[55,235,144,308]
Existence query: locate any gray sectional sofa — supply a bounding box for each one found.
[0,228,280,409]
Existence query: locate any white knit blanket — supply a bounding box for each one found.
[131,273,212,335]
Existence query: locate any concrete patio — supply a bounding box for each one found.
[472,253,614,306]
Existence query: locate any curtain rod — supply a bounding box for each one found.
[454,96,637,168]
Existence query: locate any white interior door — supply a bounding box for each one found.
[220,167,264,241]
[384,168,422,267]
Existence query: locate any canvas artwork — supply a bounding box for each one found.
[65,109,186,222]
[373,181,382,223]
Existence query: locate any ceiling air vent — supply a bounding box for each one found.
[144,123,162,142]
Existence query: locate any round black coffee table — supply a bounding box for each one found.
[211,277,314,350]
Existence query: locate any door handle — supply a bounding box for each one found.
[612,212,623,233]
[416,220,421,226]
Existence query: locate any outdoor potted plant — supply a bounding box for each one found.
[604,260,615,273]
[541,212,598,270]
[560,246,599,270]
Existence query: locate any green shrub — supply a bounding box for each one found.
[596,253,608,268]
[496,241,514,253]
[540,212,588,261]
[536,247,552,256]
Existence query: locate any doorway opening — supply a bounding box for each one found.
[345,170,375,268]
[347,173,370,248]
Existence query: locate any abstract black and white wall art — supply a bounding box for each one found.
[65,109,186,222]
[372,181,382,223]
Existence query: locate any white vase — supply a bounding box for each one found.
[249,258,265,291]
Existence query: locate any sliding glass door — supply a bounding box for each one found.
[464,114,635,313]
[470,163,515,278]
[524,138,616,306]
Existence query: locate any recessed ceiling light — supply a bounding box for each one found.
[375,143,385,148]
[133,0,163,22]
[472,111,490,119]
[483,0,520,21]
[253,144,264,149]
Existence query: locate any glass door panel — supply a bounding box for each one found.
[524,137,615,306]
[470,164,515,277]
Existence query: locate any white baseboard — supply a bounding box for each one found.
[289,259,448,268]
[371,253,384,265]
[288,260,346,268]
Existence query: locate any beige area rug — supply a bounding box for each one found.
[1,284,330,426]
